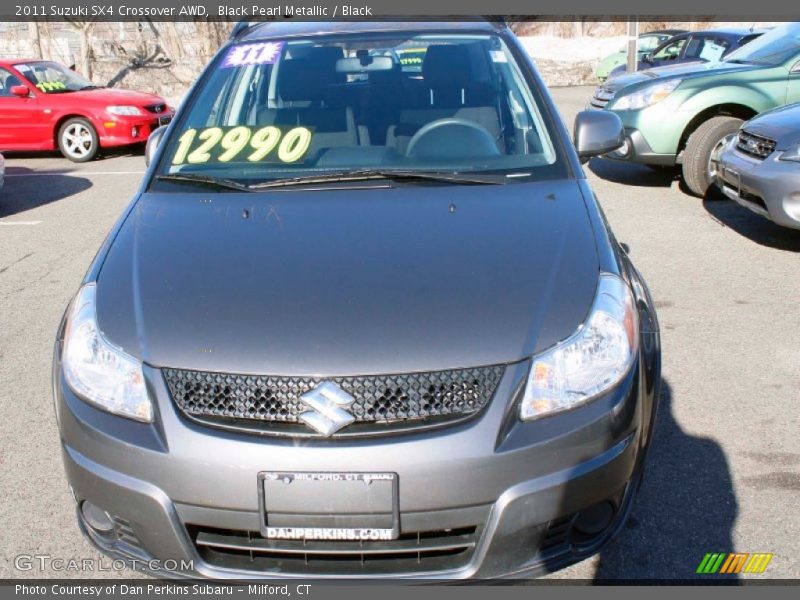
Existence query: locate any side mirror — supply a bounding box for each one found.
[145,125,168,167]
[10,85,30,97]
[573,110,625,164]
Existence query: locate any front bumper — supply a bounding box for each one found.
[96,112,174,148]
[604,128,677,166]
[716,145,800,230]
[586,94,692,166]
[54,349,656,579]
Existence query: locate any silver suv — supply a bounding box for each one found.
[53,20,661,579]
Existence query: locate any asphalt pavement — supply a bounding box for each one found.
[0,86,798,580]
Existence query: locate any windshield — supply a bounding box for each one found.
[723,23,800,66]
[639,34,668,52]
[154,30,566,187]
[14,61,95,93]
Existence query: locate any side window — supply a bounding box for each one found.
[0,68,23,97]
[652,38,686,61]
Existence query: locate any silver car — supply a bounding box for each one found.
[716,103,800,230]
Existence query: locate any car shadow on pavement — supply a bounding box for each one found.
[0,167,93,218]
[702,197,800,252]
[593,380,739,582]
[102,144,147,159]
[588,158,679,189]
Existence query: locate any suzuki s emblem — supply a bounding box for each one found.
[298,381,355,436]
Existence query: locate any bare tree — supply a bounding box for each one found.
[65,19,98,78]
[27,22,43,59]
[103,20,174,88]
[159,23,186,61]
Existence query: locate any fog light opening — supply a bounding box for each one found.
[571,500,615,540]
[609,138,631,159]
[80,501,114,534]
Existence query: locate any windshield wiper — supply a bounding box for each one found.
[79,85,104,90]
[248,169,507,190]
[156,170,507,193]
[154,173,251,192]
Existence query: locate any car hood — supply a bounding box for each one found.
[603,60,753,93]
[96,180,600,376]
[743,102,800,148]
[66,87,166,107]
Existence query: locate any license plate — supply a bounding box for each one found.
[722,166,742,195]
[258,472,399,541]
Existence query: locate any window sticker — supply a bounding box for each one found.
[171,125,313,165]
[699,41,726,62]
[221,42,285,68]
[397,47,426,67]
[490,50,508,63]
[36,81,66,92]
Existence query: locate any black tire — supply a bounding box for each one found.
[681,116,742,197]
[57,117,99,163]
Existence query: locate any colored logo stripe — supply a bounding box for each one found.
[720,553,748,574]
[744,553,773,574]
[697,552,773,574]
[697,553,725,573]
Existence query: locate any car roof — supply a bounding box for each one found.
[645,29,687,36]
[0,58,45,67]
[237,20,503,42]
[693,27,764,37]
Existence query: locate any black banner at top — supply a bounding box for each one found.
[1,0,799,21]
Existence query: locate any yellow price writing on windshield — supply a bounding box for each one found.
[172,126,313,165]
[36,81,67,92]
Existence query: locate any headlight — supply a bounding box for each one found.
[107,105,143,116]
[779,144,800,162]
[519,273,638,421]
[62,283,152,422]
[611,79,682,110]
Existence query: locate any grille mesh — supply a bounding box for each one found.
[164,365,505,436]
[190,524,479,575]
[736,130,776,160]
[144,103,168,114]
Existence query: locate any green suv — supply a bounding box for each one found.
[591,23,800,196]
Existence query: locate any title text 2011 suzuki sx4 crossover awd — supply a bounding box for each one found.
[53,21,661,579]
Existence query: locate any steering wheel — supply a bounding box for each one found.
[406,118,500,160]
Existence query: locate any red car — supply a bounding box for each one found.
[0,59,174,162]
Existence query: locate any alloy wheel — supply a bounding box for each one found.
[62,123,94,159]
[707,133,736,183]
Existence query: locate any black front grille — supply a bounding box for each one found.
[110,516,147,556]
[164,365,505,437]
[539,515,574,557]
[190,524,479,575]
[736,130,776,160]
[144,102,168,114]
